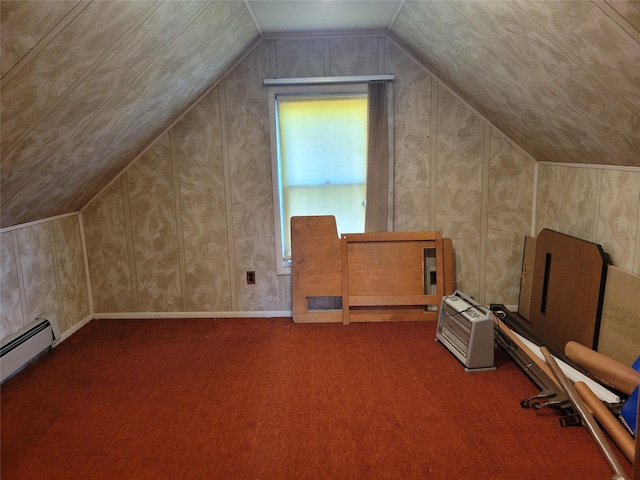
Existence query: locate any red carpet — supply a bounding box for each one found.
[1,318,632,479]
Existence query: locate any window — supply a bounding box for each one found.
[268,83,369,274]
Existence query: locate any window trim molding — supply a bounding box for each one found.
[267,83,369,275]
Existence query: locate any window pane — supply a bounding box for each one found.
[278,96,367,187]
[276,93,368,261]
[283,184,366,258]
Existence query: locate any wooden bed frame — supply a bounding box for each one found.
[291,215,455,324]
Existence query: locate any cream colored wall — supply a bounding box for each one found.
[81,36,535,314]
[535,163,640,275]
[2,36,638,343]
[2,36,638,342]
[0,214,91,339]
[389,39,535,304]
[83,41,289,315]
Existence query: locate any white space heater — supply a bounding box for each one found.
[1,313,60,384]
[436,291,495,372]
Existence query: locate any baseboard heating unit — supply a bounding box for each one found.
[1,314,61,384]
[436,291,496,372]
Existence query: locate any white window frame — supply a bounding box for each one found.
[268,83,369,275]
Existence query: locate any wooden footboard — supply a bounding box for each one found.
[291,215,454,324]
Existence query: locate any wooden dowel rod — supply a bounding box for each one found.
[541,347,629,480]
[566,341,640,396]
[574,381,635,463]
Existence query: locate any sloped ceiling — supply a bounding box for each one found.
[1,1,260,228]
[389,1,640,168]
[1,1,639,228]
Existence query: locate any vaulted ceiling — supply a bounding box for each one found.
[1,1,639,228]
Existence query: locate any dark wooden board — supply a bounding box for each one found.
[528,229,609,351]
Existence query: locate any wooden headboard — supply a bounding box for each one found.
[527,229,610,351]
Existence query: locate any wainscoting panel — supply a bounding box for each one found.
[81,35,537,315]
[174,89,232,312]
[536,164,640,274]
[0,214,90,339]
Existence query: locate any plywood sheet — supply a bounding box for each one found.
[346,239,432,297]
[518,236,536,320]
[598,266,640,367]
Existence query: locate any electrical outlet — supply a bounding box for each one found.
[246,271,255,284]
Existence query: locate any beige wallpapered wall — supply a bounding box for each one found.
[2,36,639,341]
[0,214,90,339]
[535,163,640,274]
[81,37,535,316]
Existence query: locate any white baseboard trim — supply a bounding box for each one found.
[58,314,93,344]
[92,311,293,320]
[61,306,516,342]
[35,311,294,351]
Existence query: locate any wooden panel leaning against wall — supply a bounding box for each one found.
[532,164,640,364]
[518,230,640,369]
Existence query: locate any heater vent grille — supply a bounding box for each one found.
[1,313,60,384]
[436,291,495,372]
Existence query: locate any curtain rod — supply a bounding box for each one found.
[263,74,394,86]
